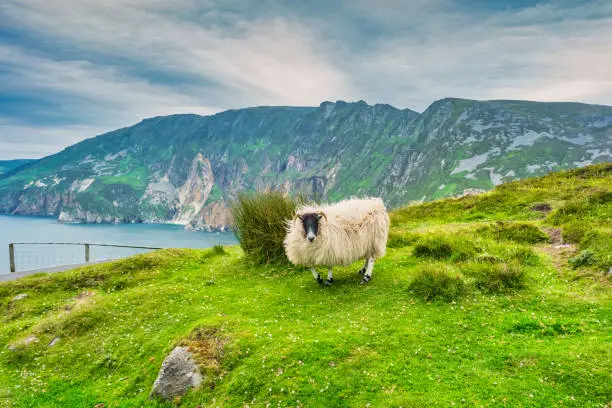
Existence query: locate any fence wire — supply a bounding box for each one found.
[10,243,160,272]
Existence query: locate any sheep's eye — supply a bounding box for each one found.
[316,214,322,220]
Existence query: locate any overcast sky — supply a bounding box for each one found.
[0,0,611,159]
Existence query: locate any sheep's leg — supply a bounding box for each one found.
[311,267,323,284]
[324,268,334,286]
[357,258,369,275]
[360,257,375,284]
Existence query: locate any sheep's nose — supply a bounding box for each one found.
[308,236,315,243]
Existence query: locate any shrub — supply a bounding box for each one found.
[478,221,548,244]
[231,191,302,264]
[412,234,478,262]
[568,250,596,268]
[462,263,525,293]
[409,265,467,302]
[212,245,227,255]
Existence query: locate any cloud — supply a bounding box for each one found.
[1,0,351,105]
[0,45,220,123]
[0,0,611,158]
[335,1,612,109]
[0,121,108,159]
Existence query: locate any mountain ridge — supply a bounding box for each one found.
[0,160,37,176]
[0,98,610,230]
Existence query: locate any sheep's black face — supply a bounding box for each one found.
[299,213,322,243]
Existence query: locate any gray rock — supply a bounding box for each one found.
[49,337,60,347]
[150,346,202,401]
[23,336,39,346]
[8,335,39,351]
[12,294,28,301]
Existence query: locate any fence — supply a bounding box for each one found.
[8,242,162,273]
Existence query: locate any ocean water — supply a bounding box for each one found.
[0,215,237,274]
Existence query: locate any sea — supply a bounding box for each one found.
[0,215,237,274]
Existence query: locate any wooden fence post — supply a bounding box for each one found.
[9,243,16,273]
[85,244,90,263]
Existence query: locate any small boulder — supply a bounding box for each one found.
[48,337,61,347]
[12,294,28,301]
[8,335,39,351]
[150,346,202,401]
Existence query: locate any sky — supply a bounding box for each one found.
[0,0,611,159]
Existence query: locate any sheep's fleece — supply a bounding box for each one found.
[284,198,390,267]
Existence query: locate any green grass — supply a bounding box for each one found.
[230,190,303,265]
[477,221,549,244]
[408,264,467,301]
[0,164,610,407]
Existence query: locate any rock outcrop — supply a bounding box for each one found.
[150,347,202,401]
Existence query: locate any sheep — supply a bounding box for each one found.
[284,197,390,285]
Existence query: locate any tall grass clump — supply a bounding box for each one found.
[231,191,302,264]
[478,221,548,244]
[387,231,419,249]
[462,262,526,293]
[412,233,478,262]
[409,265,467,302]
[561,221,587,244]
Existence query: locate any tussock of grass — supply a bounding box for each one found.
[412,233,478,262]
[561,221,586,244]
[462,262,526,293]
[230,191,302,264]
[386,231,417,248]
[409,265,467,302]
[499,244,541,267]
[478,221,549,244]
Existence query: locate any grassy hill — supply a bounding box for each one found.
[0,164,610,407]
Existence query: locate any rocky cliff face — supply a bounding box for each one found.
[0,99,610,230]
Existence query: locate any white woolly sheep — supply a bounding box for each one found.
[284,197,390,285]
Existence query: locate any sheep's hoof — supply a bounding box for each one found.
[360,276,371,285]
[316,277,324,285]
[357,268,365,275]
[324,278,334,286]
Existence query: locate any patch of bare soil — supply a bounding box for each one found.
[531,203,552,214]
[542,227,564,245]
[538,243,577,272]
